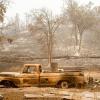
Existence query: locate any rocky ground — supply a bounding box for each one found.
[0,86,100,100]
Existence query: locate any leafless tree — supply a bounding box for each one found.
[91,6,100,34]
[28,8,63,67]
[64,0,96,56]
[0,0,8,42]
[0,0,8,22]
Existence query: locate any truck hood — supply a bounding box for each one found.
[0,72,21,77]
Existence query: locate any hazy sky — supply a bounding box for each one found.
[5,0,100,21]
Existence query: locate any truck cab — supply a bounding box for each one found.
[0,64,42,87]
[20,64,42,87]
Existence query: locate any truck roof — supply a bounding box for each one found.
[24,64,41,66]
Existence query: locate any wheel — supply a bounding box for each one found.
[3,81,11,88]
[3,81,16,88]
[60,81,69,89]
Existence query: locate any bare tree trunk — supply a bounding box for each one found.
[48,42,52,67]
[78,33,82,53]
[74,25,81,56]
[48,32,53,67]
[74,24,83,56]
[74,25,78,46]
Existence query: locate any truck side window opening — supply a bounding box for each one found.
[27,66,37,73]
[23,66,37,73]
[23,66,28,73]
[27,66,31,73]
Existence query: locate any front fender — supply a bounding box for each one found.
[0,76,21,87]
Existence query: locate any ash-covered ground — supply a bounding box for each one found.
[0,86,100,100]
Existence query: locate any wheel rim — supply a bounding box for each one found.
[61,81,68,89]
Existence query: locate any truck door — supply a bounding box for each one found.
[22,66,39,86]
[40,72,51,86]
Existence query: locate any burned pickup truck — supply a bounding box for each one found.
[0,64,85,88]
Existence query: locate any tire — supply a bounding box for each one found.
[3,81,15,88]
[60,81,69,89]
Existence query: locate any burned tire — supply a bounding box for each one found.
[60,81,69,89]
[3,81,15,88]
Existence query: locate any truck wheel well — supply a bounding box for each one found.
[57,80,69,88]
[57,79,77,88]
[1,80,17,88]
